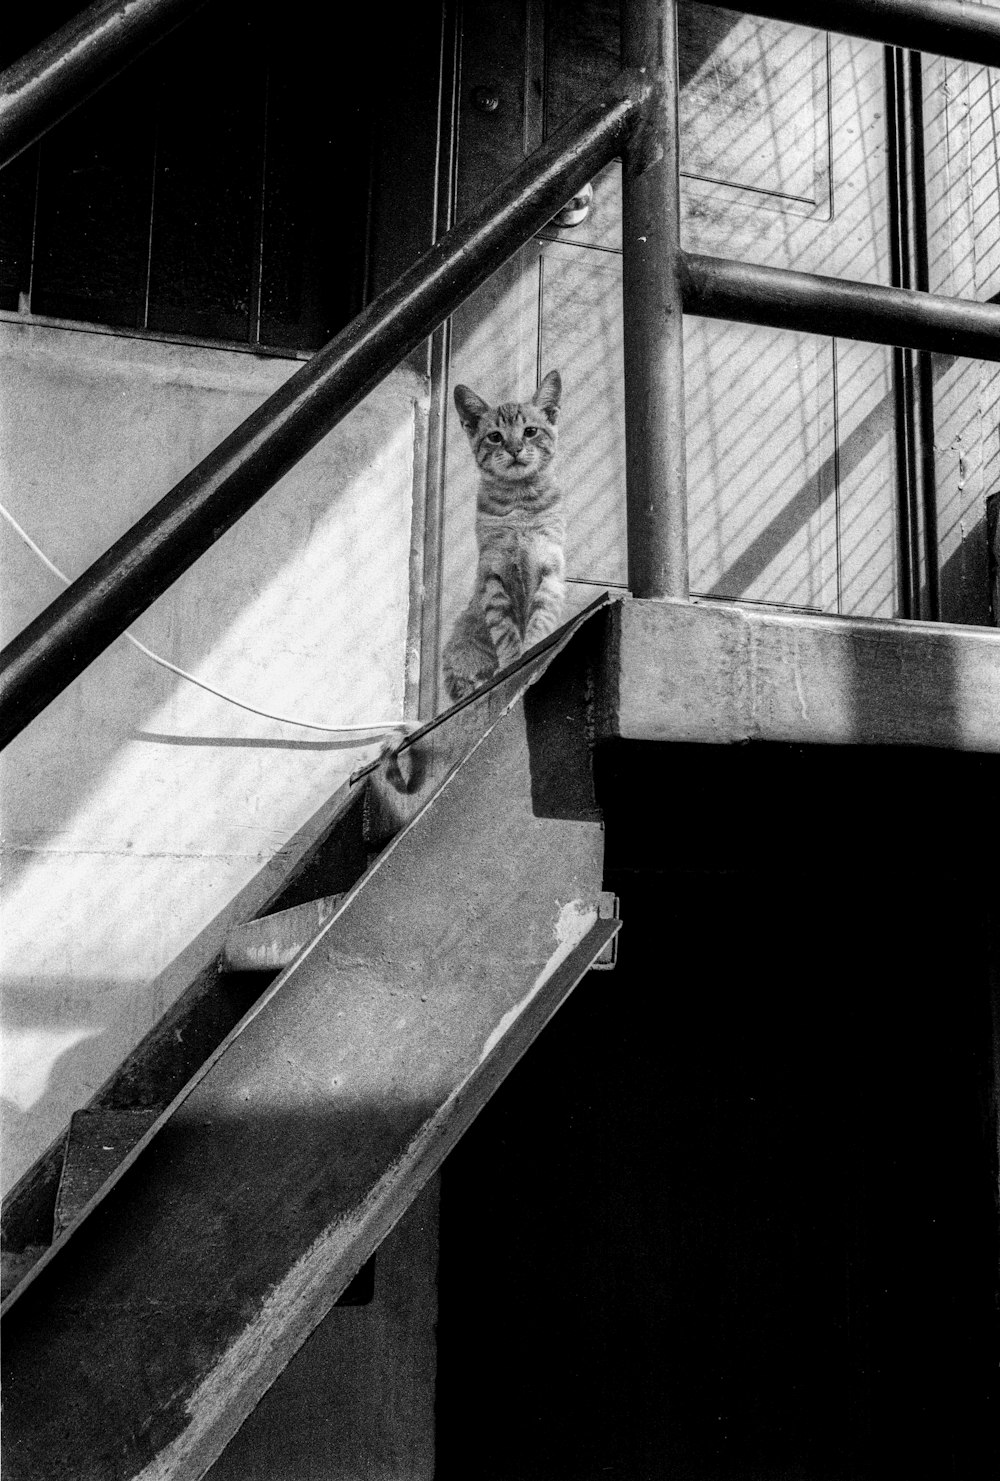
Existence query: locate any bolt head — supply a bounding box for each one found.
[470,84,501,114]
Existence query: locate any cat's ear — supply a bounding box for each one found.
[454,384,490,434]
[532,369,562,423]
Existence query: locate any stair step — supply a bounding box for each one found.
[0,1245,49,1302]
[6,1110,376,1308]
[221,893,345,972]
[54,1109,162,1238]
[0,598,619,1481]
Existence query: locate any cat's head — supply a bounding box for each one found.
[454,370,561,483]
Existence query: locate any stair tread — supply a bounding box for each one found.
[222,893,345,972]
[54,1109,164,1239]
[0,601,617,1481]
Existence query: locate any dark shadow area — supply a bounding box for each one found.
[0,0,429,347]
[205,1181,439,1481]
[437,740,999,1481]
[938,502,993,627]
[0,779,367,1256]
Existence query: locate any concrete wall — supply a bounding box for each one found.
[0,320,425,1194]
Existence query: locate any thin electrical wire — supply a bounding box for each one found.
[0,501,415,736]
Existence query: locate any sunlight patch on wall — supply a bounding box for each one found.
[0,328,420,1180]
[1,1024,102,1112]
[0,418,414,989]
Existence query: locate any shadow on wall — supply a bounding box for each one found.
[0,330,421,1192]
[442,12,912,659]
[444,9,1000,650]
[711,346,997,624]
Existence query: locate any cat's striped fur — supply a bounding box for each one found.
[442,370,566,702]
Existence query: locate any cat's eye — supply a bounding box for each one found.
[485,431,503,443]
[523,426,538,437]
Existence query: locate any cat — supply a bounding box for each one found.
[442,369,566,703]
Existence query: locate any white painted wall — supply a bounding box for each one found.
[0,321,425,1193]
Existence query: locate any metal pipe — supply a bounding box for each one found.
[0,0,208,171]
[884,46,919,617]
[0,78,646,751]
[908,50,941,620]
[621,0,689,600]
[681,252,1000,361]
[737,0,1000,68]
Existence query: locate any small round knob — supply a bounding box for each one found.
[551,181,594,228]
[470,84,501,114]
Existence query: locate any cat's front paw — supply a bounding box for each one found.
[444,673,478,702]
[523,621,554,650]
[494,641,523,669]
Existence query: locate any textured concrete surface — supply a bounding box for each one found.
[0,321,425,1192]
[606,596,1000,749]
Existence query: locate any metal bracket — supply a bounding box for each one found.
[591,891,620,970]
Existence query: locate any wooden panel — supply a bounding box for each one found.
[0,146,39,313]
[602,596,1000,750]
[29,71,156,330]
[455,0,543,220]
[3,2,381,350]
[145,14,264,343]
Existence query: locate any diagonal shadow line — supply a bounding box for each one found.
[134,731,377,751]
[707,383,892,599]
[707,341,975,600]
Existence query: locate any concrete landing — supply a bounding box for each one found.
[600,597,1000,752]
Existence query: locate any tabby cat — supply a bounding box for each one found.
[442,370,566,702]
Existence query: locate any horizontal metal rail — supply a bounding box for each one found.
[682,253,1000,361]
[6,0,1000,747]
[0,0,208,171]
[2,0,996,177]
[1,0,995,176]
[741,0,1000,68]
[0,77,646,751]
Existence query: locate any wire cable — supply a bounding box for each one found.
[1,500,416,736]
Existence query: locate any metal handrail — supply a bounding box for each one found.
[683,254,1000,360]
[4,0,1000,748]
[0,77,647,749]
[0,0,208,170]
[741,0,1000,66]
[3,0,999,174]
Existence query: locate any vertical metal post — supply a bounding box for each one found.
[621,0,688,599]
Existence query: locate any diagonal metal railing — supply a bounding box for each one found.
[0,0,209,170]
[0,77,647,748]
[2,0,1000,750]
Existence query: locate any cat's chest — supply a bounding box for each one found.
[476,517,563,575]
[476,491,564,540]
